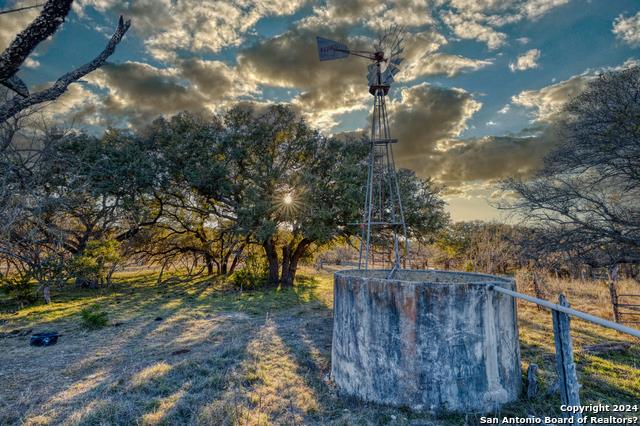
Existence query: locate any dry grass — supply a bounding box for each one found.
[0,268,638,425]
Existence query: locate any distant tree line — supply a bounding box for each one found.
[502,66,640,279]
[429,66,640,282]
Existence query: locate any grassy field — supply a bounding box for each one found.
[0,268,638,425]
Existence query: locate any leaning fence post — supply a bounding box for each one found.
[551,294,581,421]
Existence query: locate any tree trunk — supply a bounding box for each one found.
[204,254,214,276]
[43,285,51,304]
[157,259,169,284]
[280,239,312,288]
[281,245,291,284]
[229,251,241,274]
[263,239,279,286]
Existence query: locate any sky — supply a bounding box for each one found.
[1,0,640,222]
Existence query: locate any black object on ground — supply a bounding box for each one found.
[154,317,163,321]
[30,332,59,346]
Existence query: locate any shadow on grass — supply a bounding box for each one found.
[1,271,338,425]
[2,270,638,425]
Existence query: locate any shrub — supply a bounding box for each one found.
[80,304,109,329]
[231,269,266,290]
[69,239,122,288]
[0,273,38,308]
[231,253,267,290]
[464,261,475,272]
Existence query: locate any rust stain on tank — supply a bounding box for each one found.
[400,287,417,359]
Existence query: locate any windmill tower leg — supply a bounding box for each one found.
[358,88,409,274]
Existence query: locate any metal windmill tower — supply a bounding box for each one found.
[317,27,410,275]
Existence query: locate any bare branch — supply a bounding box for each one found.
[0,0,72,83]
[0,15,131,124]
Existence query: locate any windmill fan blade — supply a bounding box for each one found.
[316,36,350,61]
[391,47,404,58]
[382,66,400,84]
[386,64,400,75]
[390,56,403,66]
[367,63,377,86]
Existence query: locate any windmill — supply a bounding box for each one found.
[317,27,409,275]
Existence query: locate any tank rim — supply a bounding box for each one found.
[334,268,513,286]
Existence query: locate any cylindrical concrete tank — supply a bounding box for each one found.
[331,269,521,413]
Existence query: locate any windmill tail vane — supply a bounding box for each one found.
[316,37,350,61]
[316,27,410,276]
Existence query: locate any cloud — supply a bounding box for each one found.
[309,0,434,29]
[432,132,556,190]
[24,57,40,69]
[511,60,640,123]
[237,25,372,129]
[522,0,569,19]
[613,11,640,46]
[441,10,507,50]
[176,58,254,96]
[439,0,569,50]
[56,59,257,128]
[446,0,569,19]
[54,85,101,123]
[84,62,209,126]
[352,82,551,192]
[509,48,541,71]
[75,0,307,61]
[380,83,558,190]
[0,5,39,51]
[386,83,482,172]
[511,73,592,122]
[404,53,493,80]
[397,32,493,80]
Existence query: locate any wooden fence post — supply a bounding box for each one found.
[526,364,539,399]
[609,281,621,323]
[532,271,544,311]
[552,294,581,421]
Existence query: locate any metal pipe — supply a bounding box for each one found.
[489,285,640,339]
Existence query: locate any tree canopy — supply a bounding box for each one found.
[502,66,640,268]
[0,103,449,301]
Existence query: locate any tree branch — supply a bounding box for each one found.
[0,0,73,83]
[0,15,131,124]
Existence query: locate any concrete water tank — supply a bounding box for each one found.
[331,269,521,412]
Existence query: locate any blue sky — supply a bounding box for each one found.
[2,0,640,221]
